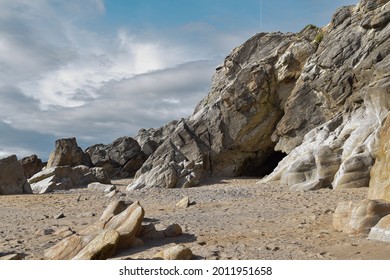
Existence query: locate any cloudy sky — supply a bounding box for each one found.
[1,0,357,160]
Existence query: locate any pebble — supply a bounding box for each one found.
[54,213,65,219]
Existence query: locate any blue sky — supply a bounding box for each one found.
[0,0,357,160]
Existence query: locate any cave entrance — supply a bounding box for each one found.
[241,151,287,178]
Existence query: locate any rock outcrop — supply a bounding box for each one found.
[127,0,389,191]
[0,155,32,195]
[368,113,390,200]
[47,138,91,168]
[19,154,44,179]
[86,137,145,178]
[264,0,390,190]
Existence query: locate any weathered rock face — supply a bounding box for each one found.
[28,165,110,194]
[47,138,91,168]
[128,31,317,190]
[263,0,390,190]
[128,0,389,190]
[86,137,145,178]
[136,120,178,157]
[368,113,390,200]
[0,155,32,195]
[19,154,44,179]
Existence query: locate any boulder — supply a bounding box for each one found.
[28,165,110,194]
[333,199,390,236]
[163,224,183,238]
[153,245,193,260]
[368,214,390,242]
[47,138,91,168]
[86,137,145,178]
[368,114,390,200]
[87,182,115,193]
[19,154,43,179]
[0,155,31,195]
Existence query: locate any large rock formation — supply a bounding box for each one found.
[263,0,390,190]
[47,138,91,168]
[128,30,317,190]
[0,155,32,195]
[86,137,145,178]
[128,0,389,191]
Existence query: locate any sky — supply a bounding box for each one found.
[0,0,358,161]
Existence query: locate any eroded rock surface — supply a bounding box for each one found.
[47,138,91,168]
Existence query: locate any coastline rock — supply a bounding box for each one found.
[0,155,31,195]
[86,137,145,178]
[19,154,43,179]
[368,113,390,200]
[47,138,91,168]
[333,199,390,236]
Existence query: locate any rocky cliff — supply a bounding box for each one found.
[128,0,389,191]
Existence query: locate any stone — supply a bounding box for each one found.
[333,199,390,236]
[54,227,75,238]
[55,213,65,219]
[0,155,31,195]
[90,167,111,185]
[368,114,390,201]
[141,229,165,240]
[153,245,193,260]
[99,199,129,222]
[87,182,115,193]
[105,189,118,198]
[163,224,183,238]
[175,196,190,208]
[19,154,43,179]
[72,230,120,260]
[0,253,24,260]
[85,137,145,178]
[47,138,92,168]
[368,214,390,242]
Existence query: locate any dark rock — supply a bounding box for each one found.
[0,155,31,195]
[19,154,44,179]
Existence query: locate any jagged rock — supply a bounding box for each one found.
[153,245,193,260]
[0,155,31,195]
[333,199,390,236]
[72,230,120,260]
[28,165,110,194]
[128,31,315,190]
[19,154,43,179]
[368,214,390,242]
[86,137,145,178]
[368,114,390,200]
[263,0,390,190]
[135,120,179,156]
[47,138,92,168]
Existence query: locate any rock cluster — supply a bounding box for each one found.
[44,200,189,260]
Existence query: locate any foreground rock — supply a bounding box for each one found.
[153,245,193,260]
[44,200,145,260]
[19,155,44,179]
[28,165,110,194]
[86,137,145,178]
[128,0,389,190]
[0,155,32,195]
[368,114,390,200]
[47,138,91,168]
[333,199,390,236]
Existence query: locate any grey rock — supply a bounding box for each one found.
[47,138,92,168]
[19,154,44,179]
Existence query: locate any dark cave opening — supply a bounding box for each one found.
[241,151,287,178]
